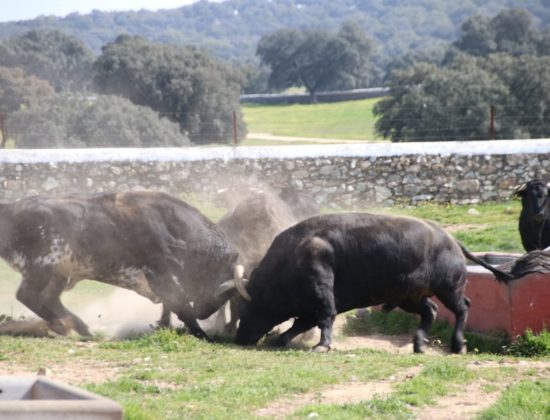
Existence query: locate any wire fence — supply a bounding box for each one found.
[1,104,549,147]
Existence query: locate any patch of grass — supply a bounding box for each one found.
[294,358,475,418]
[507,329,550,357]
[344,309,510,354]
[463,331,510,354]
[241,137,322,146]
[0,330,416,418]
[180,191,227,222]
[395,358,474,406]
[477,379,550,419]
[361,201,523,253]
[343,310,418,336]
[453,224,521,253]
[0,328,547,418]
[294,396,413,419]
[242,98,385,141]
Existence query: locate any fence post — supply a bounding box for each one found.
[232,110,238,147]
[489,105,496,140]
[0,112,5,148]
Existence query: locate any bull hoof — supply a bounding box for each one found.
[48,320,69,336]
[266,335,287,348]
[312,344,331,353]
[413,343,426,354]
[74,322,93,337]
[413,333,430,354]
[451,344,467,354]
[192,330,213,342]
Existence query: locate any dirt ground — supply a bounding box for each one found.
[257,316,550,419]
[1,313,548,419]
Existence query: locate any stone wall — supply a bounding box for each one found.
[1,139,549,208]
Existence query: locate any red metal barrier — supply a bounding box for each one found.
[437,266,550,337]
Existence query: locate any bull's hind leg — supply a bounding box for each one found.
[437,291,469,354]
[310,275,337,353]
[16,273,91,336]
[158,304,171,328]
[399,297,438,353]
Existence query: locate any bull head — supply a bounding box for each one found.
[513,181,550,197]
[513,183,527,197]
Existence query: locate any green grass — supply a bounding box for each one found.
[0,330,416,418]
[2,329,544,419]
[294,396,413,419]
[292,365,549,420]
[477,379,550,419]
[508,329,550,357]
[355,201,523,253]
[242,98,385,143]
[344,309,511,354]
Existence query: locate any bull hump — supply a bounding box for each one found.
[303,236,332,256]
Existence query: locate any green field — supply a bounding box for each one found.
[242,98,385,145]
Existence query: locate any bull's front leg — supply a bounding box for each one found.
[16,273,92,336]
[145,267,211,340]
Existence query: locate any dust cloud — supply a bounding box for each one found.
[75,288,231,339]
[76,288,163,338]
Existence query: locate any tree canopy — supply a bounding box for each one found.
[94,35,245,144]
[0,1,547,67]
[375,8,550,142]
[257,22,376,99]
[0,30,94,91]
[0,66,54,115]
[453,8,549,57]
[9,94,190,148]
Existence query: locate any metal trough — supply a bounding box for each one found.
[438,252,550,336]
[0,376,122,419]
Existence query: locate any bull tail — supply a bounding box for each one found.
[459,243,515,284]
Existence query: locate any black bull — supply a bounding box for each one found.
[515,179,550,251]
[0,191,240,339]
[229,213,513,353]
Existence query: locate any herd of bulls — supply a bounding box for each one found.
[0,179,548,354]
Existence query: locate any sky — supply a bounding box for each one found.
[0,1,210,23]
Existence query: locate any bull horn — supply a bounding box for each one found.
[234,264,251,301]
[215,279,236,298]
[513,183,527,195]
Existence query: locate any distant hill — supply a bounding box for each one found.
[0,0,548,63]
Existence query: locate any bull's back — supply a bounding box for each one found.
[260,213,464,310]
[9,191,235,268]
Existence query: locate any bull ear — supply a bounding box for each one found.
[513,183,527,197]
